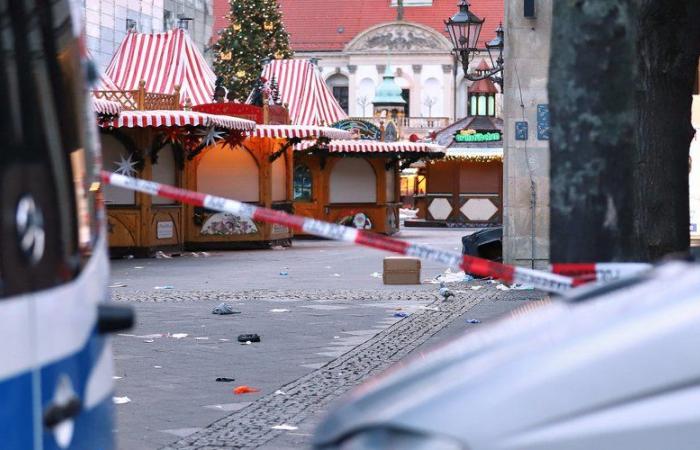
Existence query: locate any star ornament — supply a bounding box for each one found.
[113,153,138,177]
[197,126,225,147]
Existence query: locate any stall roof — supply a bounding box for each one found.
[105,29,215,106]
[298,140,445,155]
[99,110,256,131]
[250,125,352,140]
[433,115,504,148]
[258,59,347,127]
[92,98,122,115]
[445,147,503,160]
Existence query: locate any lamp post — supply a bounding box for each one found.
[445,0,504,89]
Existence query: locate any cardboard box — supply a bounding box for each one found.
[383,256,421,285]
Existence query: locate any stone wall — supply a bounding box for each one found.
[503,0,552,269]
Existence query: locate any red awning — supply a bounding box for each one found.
[99,110,256,131]
[105,29,215,106]
[258,59,347,126]
[249,125,352,140]
[92,98,123,115]
[297,140,445,154]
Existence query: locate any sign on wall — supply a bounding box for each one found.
[157,221,174,239]
[454,129,502,143]
[537,104,550,140]
[515,121,528,141]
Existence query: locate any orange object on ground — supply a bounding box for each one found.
[233,385,260,395]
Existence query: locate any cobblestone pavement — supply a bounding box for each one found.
[161,286,543,450]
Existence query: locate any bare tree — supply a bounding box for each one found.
[423,96,437,117]
[357,96,370,117]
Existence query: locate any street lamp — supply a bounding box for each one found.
[445,0,504,88]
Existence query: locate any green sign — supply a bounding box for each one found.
[454,131,502,143]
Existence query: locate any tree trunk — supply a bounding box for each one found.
[633,1,700,260]
[549,1,638,262]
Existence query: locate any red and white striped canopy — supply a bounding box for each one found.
[92,98,123,115]
[259,59,347,126]
[99,110,255,131]
[249,125,352,140]
[297,140,445,155]
[105,29,215,106]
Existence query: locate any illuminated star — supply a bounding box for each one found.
[113,153,138,177]
[197,126,225,147]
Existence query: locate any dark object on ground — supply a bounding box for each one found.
[215,377,236,382]
[462,227,503,262]
[212,302,240,315]
[237,334,261,343]
[466,319,481,324]
[393,312,409,318]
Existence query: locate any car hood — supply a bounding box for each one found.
[314,262,700,449]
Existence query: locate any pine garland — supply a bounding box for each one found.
[214,0,294,102]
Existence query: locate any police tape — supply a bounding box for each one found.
[552,263,653,284]
[101,171,576,294]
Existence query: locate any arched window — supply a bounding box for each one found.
[469,94,496,117]
[326,73,349,113]
[293,164,313,201]
[488,96,496,116]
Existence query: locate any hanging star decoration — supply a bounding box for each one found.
[113,153,139,177]
[222,130,245,150]
[196,126,225,147]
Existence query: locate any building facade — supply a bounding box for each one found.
[82,0,214,71]
[212,0,504,128]
[502,0,552,269]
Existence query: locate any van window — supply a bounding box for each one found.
[0,0,101,298]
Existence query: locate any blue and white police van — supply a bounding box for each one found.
[0,0,133,448]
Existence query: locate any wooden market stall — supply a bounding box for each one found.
[295,140,444,234]
[409,115,504,227]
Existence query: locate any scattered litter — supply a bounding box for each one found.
[109,283,127,288]
[510,284,535,290]
[143,339,154,343]
[237,334,261,343]
[155,251,172,259]
[171,333,188,339]
[123,255,134,260]
[466,319,482,324]
[153,365,162,369]
[419,306,440,312]
[370,272,382,278]
[279,267,289,276]
[195,337,210,341]
[495,284,511,291]
[269,308,290,313]
[188,251,211,257]
[212,303,240,315]
[154,285,174,290]
[427,268,474,284]
[333,336,340,339]
[113,396,131,405]
[470,286,483,291]
[332,273,341,277]
[133,266,144,269]
[393,312,409,318]
[439,286,455,300]
[242,341,252,345]
[215,377,236,382]
[219,338,230,342]
[274,390,287,396]
[113,376,123,380]
[233,386,260,395]
[271,424,298,431]
[487,279,498,284]
[271,246,286,251]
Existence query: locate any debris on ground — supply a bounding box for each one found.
[215,377,236,382]
[274,390,287,396]
[271,424,298,431]
[271,246,286,251]
[269,308,290,313]
[419,306,440,312]
[237,334,261,343]
[439,284,455,300]
[143,339,154,343]
[155,251,172,259]
[332,273,341,277]
[123,254,134,260]
[133,266,144,269]
[171,333,188,339]
[466,319,482,324]
[113,376,123,380]
[393,312,409,318]
[233,386,260,395]
[109,283,127,288]
[370,272,382,278]
[154,285,174,290]
[219,338,230,342]
[495,284,511,291]
[279,267,289,276]
[195,337,209,341]
[470,286,483,291]
[113,396,131,405]
[425,268,474,284]
[510,284,535,290]
[153,366,162,369]
[212,303,240,315]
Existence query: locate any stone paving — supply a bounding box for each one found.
[159,286,543,449]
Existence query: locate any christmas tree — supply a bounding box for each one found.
[214,0,294,101]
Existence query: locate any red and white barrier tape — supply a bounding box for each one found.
[101,171,575,294]
[552,263,652,284]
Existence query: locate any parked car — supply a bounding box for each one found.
[0,1,132,448]
[462,226,503,262]
[313,262,700,450]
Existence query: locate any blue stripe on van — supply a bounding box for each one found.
[0,372,36,449]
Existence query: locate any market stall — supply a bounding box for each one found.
[410,115,503,227]
[295,140,444,234]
